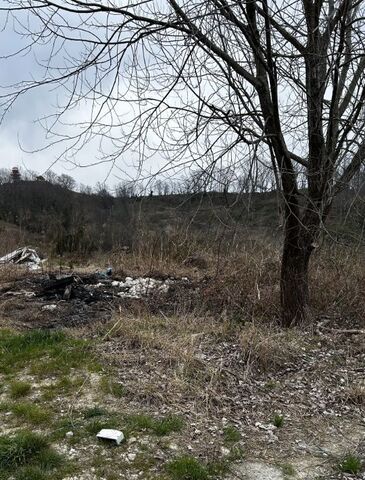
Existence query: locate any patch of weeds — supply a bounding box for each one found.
[0,430,68,480]
[41,376,83,401]
[207,459,229,477]
[129,452,157,472]
[166,456,209,480]
[9,381,31,399]
[153,416,184,436]
[12,402,52,425]
[265,380,280,390]
[338,453,362,474]
[35,448,63,470]
[125,414,183,436]
[0,329,97,376]
[50,418,79,443]
[83,406,109,419]
[0,402,10,412]
[223,425,241,443]
[125,413,155,432]
[228,445,245,461]
[0,431,48,470]
[280,463,296,476]
[272,414,284,428]
[100,377,125,397]
[14,466,47,480]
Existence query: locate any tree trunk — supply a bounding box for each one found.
[280,222,313,327]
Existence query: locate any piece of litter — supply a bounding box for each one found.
[96,429,124,445]
[0,246,45,270]
[66,431,74,438]
[42,304,57,311]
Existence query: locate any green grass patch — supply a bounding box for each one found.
[125,414,183,436]
[50,418,79,442]
[12,402,52,425]
[83,406,109,419]
[166,456,209,480]
[9,381,31,399]
[0,329,97,376]
[338,453,362,474]
[223,425,241,443]
[14,465,48,480]
[0,431,48,470]
[0,402,10,412]
[272,414,284,428]
[41,376,84,401]
[100,377,125,397]
[0,430,74,480]
[86,417,119,436]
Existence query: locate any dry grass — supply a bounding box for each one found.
[238,323,300,373]
[342,384,365,406]
[91,233,365,326]
[310,244,365,323]
[91,312,301,405]
[99,311,232,367]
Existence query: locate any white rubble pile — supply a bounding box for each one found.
[111,276,175,299]
[0,246,45,271]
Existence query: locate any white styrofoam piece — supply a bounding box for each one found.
[96,429,124,445]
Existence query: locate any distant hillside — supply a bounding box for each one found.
[0,180,363,256]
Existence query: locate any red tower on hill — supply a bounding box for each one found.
[10,167,21,183]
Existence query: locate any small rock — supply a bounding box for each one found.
[221,446,230,456]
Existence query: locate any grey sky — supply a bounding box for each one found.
[0,11,150,188]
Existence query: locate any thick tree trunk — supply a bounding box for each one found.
[279,197,322,327]
[280,236,312,327]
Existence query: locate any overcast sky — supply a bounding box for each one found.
[0,8,153,189]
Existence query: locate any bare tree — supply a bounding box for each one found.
[1,0,365,325]
[0,168,10,185]
[57,173,76,191]
[44,170,59,185]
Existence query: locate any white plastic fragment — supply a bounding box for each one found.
[42,304,57,311]
[96,429,124,445]
[0,246,45,270]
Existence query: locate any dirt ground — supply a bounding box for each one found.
[0,267,364,480]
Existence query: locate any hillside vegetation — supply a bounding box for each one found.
[0,181,364,259]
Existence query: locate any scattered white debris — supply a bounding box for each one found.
[221,446,231,456]
[5,290,35,297]
[96,429,124,445]
[0,246,45,270]
[113,277,173,299]
[42,304,57,311]
[255,422,277,431]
